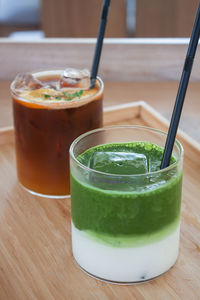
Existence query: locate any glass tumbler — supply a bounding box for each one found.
[70,125,183,284]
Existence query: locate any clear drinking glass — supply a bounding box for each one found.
[11,71,103,198]
[70,125,183,284]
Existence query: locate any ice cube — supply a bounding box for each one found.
[43,81,58,90]
[60,68,90,89]
[89,152,149,175]
[12,73,43,93]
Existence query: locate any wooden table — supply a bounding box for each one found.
[0,39,200,300]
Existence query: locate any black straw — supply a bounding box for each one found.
[90,0,111,88]
[161,3,200,169]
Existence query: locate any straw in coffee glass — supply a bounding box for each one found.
[90,0,111,88]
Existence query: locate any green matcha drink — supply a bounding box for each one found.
[70,126,183,283]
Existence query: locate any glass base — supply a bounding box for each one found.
[73,257,176,285]
[19,182,70,199]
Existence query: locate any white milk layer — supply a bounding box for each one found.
[72,223,180,283]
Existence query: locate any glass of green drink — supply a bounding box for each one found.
[70,125,183,284]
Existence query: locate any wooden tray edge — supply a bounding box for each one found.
[140,102,200,153]
[0,126,14,145]
[104,101,200,153]
[0,102,199,154]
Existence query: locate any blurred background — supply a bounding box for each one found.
[0,0,199,39]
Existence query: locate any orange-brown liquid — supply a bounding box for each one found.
[12,75,103,196]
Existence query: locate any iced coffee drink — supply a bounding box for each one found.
[11,69,103,197]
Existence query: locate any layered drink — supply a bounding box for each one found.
[70,126,183,283]
[11,69,103,197]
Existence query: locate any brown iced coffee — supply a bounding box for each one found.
[11,69,103,197]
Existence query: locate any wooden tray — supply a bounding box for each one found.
[0,101,199,300]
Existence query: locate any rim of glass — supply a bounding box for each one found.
[10,70,104,105]
[70,125,184,177]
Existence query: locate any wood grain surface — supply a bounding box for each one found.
[136,0,199,37]
[41,0,127,38]
[0,102,199,300]
[0,39,200,81]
